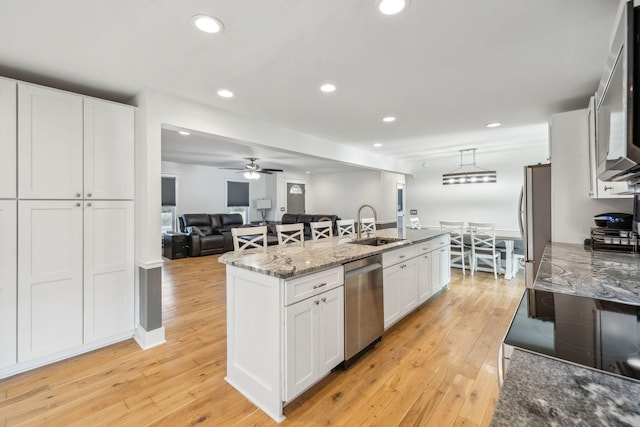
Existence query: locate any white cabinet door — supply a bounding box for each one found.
[383,265,401,330]
[84,98,135,200]
[84,201,134,342]
[317,286,344,376]
[285,295,317,401]
[0,201,17,368]
[397,258,418,316]
[0,78,16,199]
[431,247,451,294]
[417,252,432,304]
[18,83,83,199]
[439,246,451,288]
[18,200,83,362]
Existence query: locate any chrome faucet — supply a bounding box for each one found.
[357,204,377,239]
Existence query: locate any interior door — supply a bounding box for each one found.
[397,183,405,232]
[287,183,305,214]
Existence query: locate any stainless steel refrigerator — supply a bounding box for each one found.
[518,164,551,287]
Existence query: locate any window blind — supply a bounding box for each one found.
[227,181,249,207]
[161,176,176,206]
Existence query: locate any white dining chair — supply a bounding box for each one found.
[440,221,471,275]
[410,217,421,229]
[359,217,376,237]
[310,221,333,240]
[468,222,501,279]
[276,223,304,245]
[231,226,268,251]
[336,219,355,238]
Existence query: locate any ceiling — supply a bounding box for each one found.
[0,0,620,170]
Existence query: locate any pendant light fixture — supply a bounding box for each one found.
[442,148,497,185]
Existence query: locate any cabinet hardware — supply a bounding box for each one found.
[86,193,92,197]
[75,193,81,198]
[400,264,406,269]
[86,203,92,207]
[75,202,81,207]
[314,300,319,305]
[399,255,406,259]
[313,283,327,289]
[604,186,613,191]
[321,297,326,303]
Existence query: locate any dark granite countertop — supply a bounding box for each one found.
[492,349,640,427]
[533,242,640,305]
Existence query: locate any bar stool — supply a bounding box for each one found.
[231,226,268,251]
[359,217,376,237]
[276,223,304,245]
[468,222,501,279]
[336,219,355,238]
[310,221,333,240]
[440,221,471,275]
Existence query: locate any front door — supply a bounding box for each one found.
[287,183,305,214]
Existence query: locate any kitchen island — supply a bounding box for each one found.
[492,242,640,426]
[218,227,450,422]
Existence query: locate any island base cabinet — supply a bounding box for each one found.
[285,285,344,402]
[383,258,418,330]
[0,201,17,369]
[417,252,432,304]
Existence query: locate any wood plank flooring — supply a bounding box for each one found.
[0,255,524,426]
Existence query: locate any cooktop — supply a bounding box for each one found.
[504,289,640,382]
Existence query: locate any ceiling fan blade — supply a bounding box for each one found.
[261,168,284,172]
[219,167,245,170]
[257,170,273,174]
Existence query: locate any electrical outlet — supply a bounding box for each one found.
[410,209,417,215]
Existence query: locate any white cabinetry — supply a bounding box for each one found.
[18,200,84,362]
[84,201,134,342]
[18,83,84,199]
[0,201,17,368]
[225,265,344,422]
[0,78,16,199]
[285,285,344,401]
[384,235,451,330]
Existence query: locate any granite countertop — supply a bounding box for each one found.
[533,242,640,305]
[218,227,446,278]
[491,349,640,427]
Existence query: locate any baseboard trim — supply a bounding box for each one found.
[134,325,166,350]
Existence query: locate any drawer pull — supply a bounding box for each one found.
[313,282,328,289]
[321,297,326,303]
[400,264,406,269]
[315,299,320,305]
[399,255,406,259]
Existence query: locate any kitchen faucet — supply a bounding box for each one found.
[357,204,377,239]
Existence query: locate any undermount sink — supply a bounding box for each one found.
[349,236,406,246]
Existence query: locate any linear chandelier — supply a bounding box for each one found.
[442,148,497,185]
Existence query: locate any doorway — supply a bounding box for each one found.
[397,183,405,232]
[287,183,305,214]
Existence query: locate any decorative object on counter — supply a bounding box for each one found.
[591,227,637,253]
[255,198,272,221]
[442,148,497,185]
[409,217,421,229]
[276,223,304,245]
[440,220,471,275]
[337,219,355,238]
[469,222,501,279]
[310,220,333,240]
[231,226,268,251]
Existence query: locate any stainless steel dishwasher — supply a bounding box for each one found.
[343,254,384,367]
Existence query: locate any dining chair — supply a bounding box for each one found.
[336,219,355,238]
[468,222,501,279]
[439,221,471,275]
[360,217,376,237]
[310,221,333,240]
[231,226,268,251]
[410,217,421,229]
[276,223,304,245]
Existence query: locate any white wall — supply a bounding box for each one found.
[161,161,268,222]
[406,145,549,231]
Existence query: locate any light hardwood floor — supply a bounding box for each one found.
[0,255,525,426]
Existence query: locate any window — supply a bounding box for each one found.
[227,180,250,224]
[161,176,177,234]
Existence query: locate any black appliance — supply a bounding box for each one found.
[593,212,633,229]
[502,290,640,383]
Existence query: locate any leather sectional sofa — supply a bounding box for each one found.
[281,213,341,240]
[179,213,246,256]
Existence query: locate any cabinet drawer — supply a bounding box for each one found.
[285,267,344,306]
[382,245,417,267]
[432,234,450,249]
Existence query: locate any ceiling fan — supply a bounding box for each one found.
[221,157,284,179]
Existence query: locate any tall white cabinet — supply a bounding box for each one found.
[1,79,135,375]
[0,78,16,198]
[0,201,17,369]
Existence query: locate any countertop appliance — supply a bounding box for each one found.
[501,289,640,384]
[343,254,383,368]
[519,164,552,288]
[593,212,633,229]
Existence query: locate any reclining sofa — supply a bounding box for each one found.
[179,213,246,256]
[280,213,341,240]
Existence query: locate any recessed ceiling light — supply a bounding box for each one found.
[320,83,336,93]
[373,143,383,147]
[217,89,234,98]
[305,171,311,174]
[382,116,396,123]
[191,15,224,34]
[378,0,409,15]
[178,130,190,136]
[485,122,502,128]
